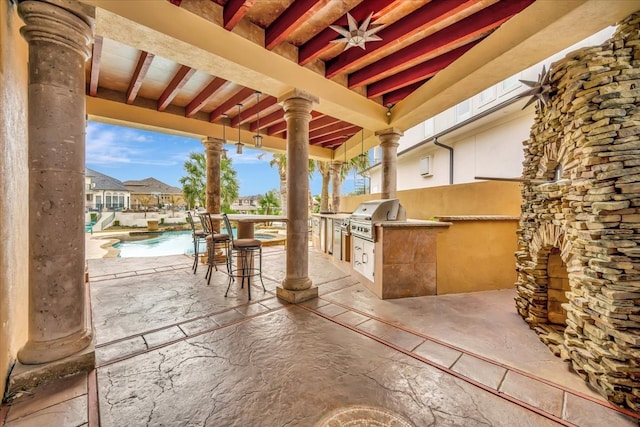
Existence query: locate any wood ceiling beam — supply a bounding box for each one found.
[298,0,397,66]
[313,127,360,146]
[382,81,427,107]
[325,0,485,78]
[224,0,256,31]
[88,35,103,96]
[158,65,196,111]
[209,87,256,123]
[265,0,331,50]
[249,109,284,132]
[126,50,154,104]
[231,97,280,127]
[309,121,358,139]
[349,0,534,89]
[185,77,227,118]
[268,111,324,135]
[309,115,341,132]
[366,40,480,99]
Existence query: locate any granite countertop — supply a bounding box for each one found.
[312,213,352,219]
[374,219,451,228]
[435,215,520,221]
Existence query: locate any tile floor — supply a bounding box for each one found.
[2,246,639,426]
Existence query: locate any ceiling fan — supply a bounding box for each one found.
[330,12,385,51]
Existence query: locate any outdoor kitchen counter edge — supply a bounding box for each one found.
[374,219,452,227]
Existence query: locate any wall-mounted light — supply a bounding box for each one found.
[253,91,263,148]
[235,104,244,155]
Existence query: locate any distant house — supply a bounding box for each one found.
[85,168,131,211]
[231,195,260,214]
[123,177,186,210]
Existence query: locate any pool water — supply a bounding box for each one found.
[114,230,275,258]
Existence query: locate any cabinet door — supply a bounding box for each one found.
[352,236,374,282]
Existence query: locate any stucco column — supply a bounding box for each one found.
[276,89,319,303]
[18,0,95,364]
[203,137,224,231]
[375,128,403,199]
[330,161,343,213]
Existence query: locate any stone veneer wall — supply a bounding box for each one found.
[515,13,640,411]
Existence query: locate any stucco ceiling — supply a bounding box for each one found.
[81,0,640,160]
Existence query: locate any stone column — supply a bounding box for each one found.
[276,89,318,303]
[18,0,95,364]
[330,161,343,213]
[375,128,403,199]
[203,137,224,231]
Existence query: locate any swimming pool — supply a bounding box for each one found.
[113,230,278,258]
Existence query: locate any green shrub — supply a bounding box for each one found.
[114,220,120,226]
[160,218,165,224]
[90,213,98,223]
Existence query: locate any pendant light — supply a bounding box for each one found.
[221,113,228,159]
[235,104,243,155]
[253,91,263,148]
[358,129,367,166]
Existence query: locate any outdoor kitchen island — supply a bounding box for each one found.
[312,200,451,299]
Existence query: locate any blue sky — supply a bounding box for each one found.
[86,121,359,197]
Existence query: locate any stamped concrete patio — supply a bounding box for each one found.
[2,242,640,426]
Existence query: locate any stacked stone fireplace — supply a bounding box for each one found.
[515,13,640,411]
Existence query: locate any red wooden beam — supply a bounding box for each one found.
[249,110,284,132]
[298,0,398,66]
[209,87,255,122]
[158,65,196,111]
[268,111,324,135]
[265,0,331,50]
[126,51,154,104]
[88,35,103,96]
[309,121,358,139]
[366,40,480,98]
[168,0,182,6]
[224,0,256,31]
[185,78,226,118]
[231,96,279,127]
[325,0,481,79]
[311,126,360,145]
[348,0,534,88]
[309,115,342,132]
[382,80,428,106]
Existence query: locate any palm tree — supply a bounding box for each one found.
[180,152,206,209]
[258,190,280,215]
[332,153,371,211]
[220,157,239,212]
[180,152,240,212]
[269,153,315,214]
[316,160,331,212]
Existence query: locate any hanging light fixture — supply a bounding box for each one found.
[221,113,228,159]
[235,104,243,155]
[359,129,367,165]
[253,91,263,148]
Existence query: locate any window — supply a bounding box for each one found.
[424,118,434,138]
[501,74,520,94]
[455,100,471,122]
[479,86,496,105]
[420,156,432,177]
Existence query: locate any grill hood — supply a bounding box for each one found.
[350,198,406,222]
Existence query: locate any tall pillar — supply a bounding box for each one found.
[330,161,343,213]
[203,137,224,230]
[375,128,403,199]
[18,0,95,364]
[276,89,319,303]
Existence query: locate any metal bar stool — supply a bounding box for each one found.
[186,211,207,274]
[198,212,231,285]
[222,213,265,300]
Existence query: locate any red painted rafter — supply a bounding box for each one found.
[185,78,227,118]
[325,0,482,79]
[268,111,324,135]
[168,0,182,6]
[224,0,256,30]
[298,0,398,66]
[366,40,480,98]
[309,115,343,132]
[349,0,534,88]
[209,87,255,123]
[126,51,154,104]
[382,80,428,106]
[309,121,358,140]
[231,96,279,127]
[265,0,331,50]
[158,65,196,111]
[88,35,103,96]
[249,110,283,132]
[313,127,360,146]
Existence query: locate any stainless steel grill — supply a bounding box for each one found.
[349,199,405,241]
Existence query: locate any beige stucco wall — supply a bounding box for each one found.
[342,181,522,295]
[0,1,29,400]
[341,181,522,218]
[435,219,519,295]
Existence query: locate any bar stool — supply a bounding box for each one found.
[198,213,231,285]
[222,213,265,300]
[186,211,207,274]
